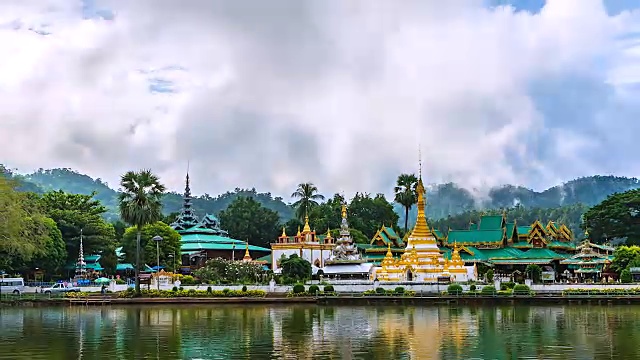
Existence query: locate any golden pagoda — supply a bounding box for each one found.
[373,160,461,282]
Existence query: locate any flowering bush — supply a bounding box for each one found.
[194,258,267,284]
[562,288,640,296]
[64,292,90,298]
[117,289,266,298]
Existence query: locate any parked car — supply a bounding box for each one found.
[42,283,81,294]
[0,278,25,295]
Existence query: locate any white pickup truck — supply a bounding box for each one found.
[42,283,81,294]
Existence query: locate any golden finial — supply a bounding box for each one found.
[341,204,347,219]
[296,226,301,237]
[326,227,332,238]
[281,226,287,237]
[242,242,252,261]
[386,242,392,255]
[303,214,311,233]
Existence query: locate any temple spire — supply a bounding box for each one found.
[409,150,431,240]
[76,229,86,278]
[242,242,252,261]
[170,170,199,231]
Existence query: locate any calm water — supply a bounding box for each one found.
[0,304,639,359]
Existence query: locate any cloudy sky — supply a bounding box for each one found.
[1,0,639,200]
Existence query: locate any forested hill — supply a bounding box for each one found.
[0,167,294,221]
[2,166,639,227]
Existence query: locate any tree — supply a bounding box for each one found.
[39,190,117,274]
[291,183,325,220]
[219,196,281,248]
[583,189,640,244]
[525,264,542,283]
[24,218,67,275]
[611,245,640,273]
[394,173,418,233]
[348,193,399,239]
[308,194,345,232]
[0,177,50,272]
[121,222,181,272]
[119,170,166,294]
[280,254,311,282]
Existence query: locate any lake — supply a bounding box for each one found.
[0,304,638,359]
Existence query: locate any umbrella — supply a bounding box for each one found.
[94,277,110,284]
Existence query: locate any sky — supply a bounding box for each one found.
[1,0,640,200]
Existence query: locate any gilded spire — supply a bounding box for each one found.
[326,227,332,238]
[281,226,287,237]
[409,168,431,239]
[303,214,311,233]
[242,242,252,261]
[296,226,301,237]
[341,204,347,219]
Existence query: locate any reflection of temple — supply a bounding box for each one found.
[271,215,334,272]
[171,173,270,273]
[373,172,469,282]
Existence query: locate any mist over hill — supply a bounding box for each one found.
[2,166,638,228]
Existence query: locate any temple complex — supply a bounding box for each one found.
[271,215,334,273]
[373,172,469,282]
[171,173,271,273]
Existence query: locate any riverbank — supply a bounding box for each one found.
[4,294,640,307]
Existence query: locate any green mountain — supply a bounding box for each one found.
[3,166,639,233]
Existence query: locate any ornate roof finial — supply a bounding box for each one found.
[242,242,252,261]
[418,144,422,181]
[326,227,332,238]
[281,226,287,237]
[296,226,301,237]
[303,213,311,233]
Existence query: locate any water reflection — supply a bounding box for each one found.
[0,305,639,359]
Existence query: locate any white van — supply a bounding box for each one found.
[0,278,25,295]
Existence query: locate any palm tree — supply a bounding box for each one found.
[394,173,418,233]
[118,169,166,294]
[291,183,325,220]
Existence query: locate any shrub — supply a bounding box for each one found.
[172,286,178,292]
[242,285,248,292]
[223,288,230,294]
[512,284,531,295]
[500,282,516,291]
[293,284,306,294]
[115,279,126,285]
[179,286,184,291]
[323,285,334,293]
[375,287,386,294]
[308,285,319,294]
[447,284,463,295]
[181,275,196,285]
[469,284,477,292]
[621,269,632,284]
[206,286,212,293]
[481,286,496,296]
[394,287,405,294]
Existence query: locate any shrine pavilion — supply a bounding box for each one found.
[171,173,270,273]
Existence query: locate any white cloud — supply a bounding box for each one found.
[0,0,639,200]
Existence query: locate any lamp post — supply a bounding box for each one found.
[232,243,236,261]
[152,236,163,290]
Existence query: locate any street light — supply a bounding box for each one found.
[152,235,163,291]
[168,252,176,273]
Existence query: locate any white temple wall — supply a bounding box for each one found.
[272,247,330,271]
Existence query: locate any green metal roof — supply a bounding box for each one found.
[521,248,567,260]
[180,233,246,244]
[490,259,552,265]
[505,223,516,237]
[547,241,576,249]
[116,263,134,271]
[433,229,444,239]
[256,255,272,264]
[517,226,532,236]
[481,247,526,259]
[84,255,101,262]
[181,242,270,252]
[478,215,503,230]
[447,230,503,245]
[441,246,488,262]
[512,242,533,248]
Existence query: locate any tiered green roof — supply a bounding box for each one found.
[446,229,504,246]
